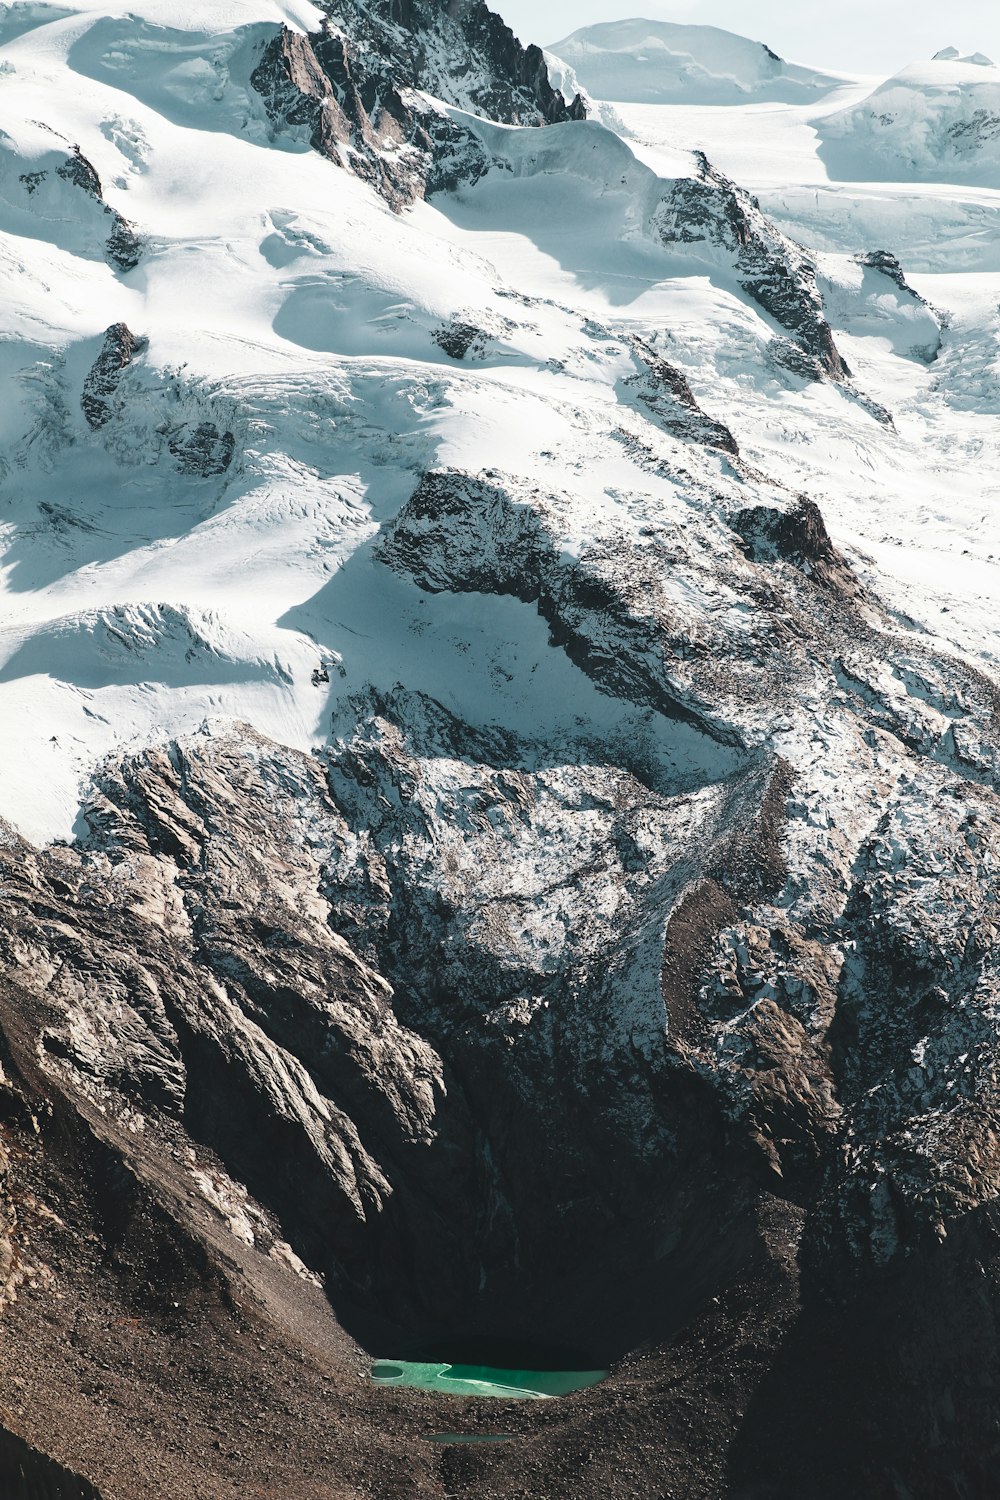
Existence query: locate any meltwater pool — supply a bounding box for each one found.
[370,1360,606,1400]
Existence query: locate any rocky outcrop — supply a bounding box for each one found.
[432,320,490,360]
[766,335,826,382]
[859,247,920,296]
[374,467,748,741]
[858,248,944,361]
[9,141,143,272]
[656,152,849,380]
[80,325,147,430]
[250,0,585,208]
[624,335,740,455]
[311,0,585,125]
[167,422,235,477]
[732,495,860,595]
[56,147,141,272]
[250,27,431,209]
[77,348,243,478]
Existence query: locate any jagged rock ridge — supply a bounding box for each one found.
[655,152,849,380]
[250,0,585,207]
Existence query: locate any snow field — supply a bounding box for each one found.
[0,3,999,848]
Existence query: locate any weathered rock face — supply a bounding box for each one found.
[167,422,235,477]
[81,325,147,430]
[2,441,1000,1493]
[2,737,458,1317]
[860,247,923,296]
[4,428,1000,1385]
[7,140,142,272]
[313,0,585,125]
[74,335,243,481]
[55,147,142,272]
[373,466,750,740]
[732,495,860,594]
[4,3,1000,1497]
[369,466,1000,1302]
[624,335,740,456]
[250,0,585,208]
[656,152,849,380]
[250,27,430,208]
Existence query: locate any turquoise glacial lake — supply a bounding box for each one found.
[370,1360,606,1400]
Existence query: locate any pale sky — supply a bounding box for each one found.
[496,0,1000,77]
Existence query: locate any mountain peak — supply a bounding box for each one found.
[546,16,844,104]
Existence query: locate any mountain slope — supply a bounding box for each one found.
[1,4,1000,1499]
[547,18,844,105]
[820,53,1000,184]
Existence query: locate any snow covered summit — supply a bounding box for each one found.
[933,46,994,66]
[546,18,843,105]
[821,52,1000,183]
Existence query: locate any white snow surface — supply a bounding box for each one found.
[547,19,845,105]
[1,2,1000,848]
[820,55,1000,185]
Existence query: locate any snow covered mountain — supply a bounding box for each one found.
[1,4,1000,1498]
[547,18,844,105]
[820,51,1000,184]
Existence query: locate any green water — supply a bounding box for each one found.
[370,1360,605,1400]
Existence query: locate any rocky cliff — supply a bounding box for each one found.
[1,0,1000,1497]
[250,0,586,207]
[3,443,1000,1493]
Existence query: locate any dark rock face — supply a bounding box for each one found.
[766,336,826,382]
[432,320,489,360]
[312,0,585,126]
[81,324,147,430]
[250,27,428,209]
[656,153,849,380]
[624,335,740,455]
[79,335,239,476]
[860,247,918,295]
[732,496,859,594]
[104,214,142,274]
[55,145,104,199]
[250,0,585,207]
[167,422,236,477]
[56,147,141,272]
[1,736,456,1321]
